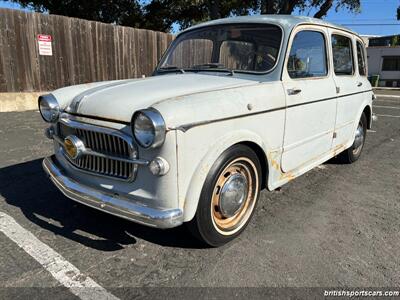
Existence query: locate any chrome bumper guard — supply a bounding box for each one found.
[42,156,183,229]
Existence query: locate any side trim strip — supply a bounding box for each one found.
[175,89,372,132]
[66,89,372,131]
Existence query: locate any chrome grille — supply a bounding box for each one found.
[58,122,136,181]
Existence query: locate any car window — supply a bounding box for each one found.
[356,41,366,76]
[165,38,213,69]
[382,56,400,71]
[220,40,256,71]
[332,34,354,76]
[159,24,282,73]
[287,30,328,79]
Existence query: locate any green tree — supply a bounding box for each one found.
[5,0,144,27]
[392,35,400,46]
[254,0,360,18]
[142,0,255,30]
[6,0,364,32]
[143,0,362,31]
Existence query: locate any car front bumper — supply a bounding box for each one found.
[42,156,183,229]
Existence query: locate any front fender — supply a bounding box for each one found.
[181,129,271,222]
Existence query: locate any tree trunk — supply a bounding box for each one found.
[279,0,299,14]
[261,0,278,14]
[208,0,220,19]
[314,0,334,18]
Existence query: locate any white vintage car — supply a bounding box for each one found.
[40,15,374,246]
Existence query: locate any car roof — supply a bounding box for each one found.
[179,15,359,37]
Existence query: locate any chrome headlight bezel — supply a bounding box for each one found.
[131,109,166,149]
[38,94,60,123]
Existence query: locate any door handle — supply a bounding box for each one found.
[357,82,363,87]
[287,88,302,95]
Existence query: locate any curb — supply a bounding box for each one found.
[0,92,46,112]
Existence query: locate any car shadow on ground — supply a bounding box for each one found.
[0,159,205,251]
[325,155,349,165]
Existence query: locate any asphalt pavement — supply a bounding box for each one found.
[0,91,399,299]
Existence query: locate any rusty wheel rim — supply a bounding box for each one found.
[210,157,259,235]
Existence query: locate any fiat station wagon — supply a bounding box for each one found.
[40,15,375,246]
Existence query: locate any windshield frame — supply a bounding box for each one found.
[155,22,285,76]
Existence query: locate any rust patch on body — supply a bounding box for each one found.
[268,150,282,172]
[332,143,345,157]
[271,159,280,171]
[279,171,295,182]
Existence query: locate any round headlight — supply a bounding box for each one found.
[39,94,60,123]
[132,109,166,148]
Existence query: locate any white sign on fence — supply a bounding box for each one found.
[37,34,52,56]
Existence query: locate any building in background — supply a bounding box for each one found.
[365,34,400,87]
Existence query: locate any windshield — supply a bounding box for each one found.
[158,24,282,74]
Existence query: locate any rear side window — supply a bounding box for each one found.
[287,30,328,79]
[332,34,354,75]
[356,41,367,76]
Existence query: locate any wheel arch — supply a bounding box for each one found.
[363,104,372,129]
[348,103,373,150]
[240,141,269,189]
[182,130,271,222]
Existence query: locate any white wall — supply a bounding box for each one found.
[367,47,400,83]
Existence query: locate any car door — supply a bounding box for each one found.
[281,26,337,173]
[329,30,366,148]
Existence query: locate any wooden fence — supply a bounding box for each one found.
[0,8,174,92]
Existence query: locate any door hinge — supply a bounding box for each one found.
[336,87,341,94]
[333,132,337,138]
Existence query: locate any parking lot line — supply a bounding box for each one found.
[0,212,119,300]
[374,99,400,104]
[374,105,400,110]
[375,94,400,99]
[376,114,400,118]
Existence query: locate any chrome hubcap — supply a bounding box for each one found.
[353,121,364,155]
[219,173,248,218]
[211,157,259,235]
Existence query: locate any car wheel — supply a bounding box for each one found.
[187,144,262,247]
[339,112,367,163]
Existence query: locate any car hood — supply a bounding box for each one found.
[53,74,255,123]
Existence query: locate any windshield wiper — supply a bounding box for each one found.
[191,63,235,76]
[158,66,185,74]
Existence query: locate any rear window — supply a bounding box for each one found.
[332,34,354,76]
[356,41,367,76]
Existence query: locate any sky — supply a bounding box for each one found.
[0,0,399,36]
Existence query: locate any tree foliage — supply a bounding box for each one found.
[6,0,365,32]
[146,0,362,30]
[254,0,360,18]
[5,0,144,27]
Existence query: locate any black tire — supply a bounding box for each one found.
[187,144,262,247]
[338,112,367,164]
